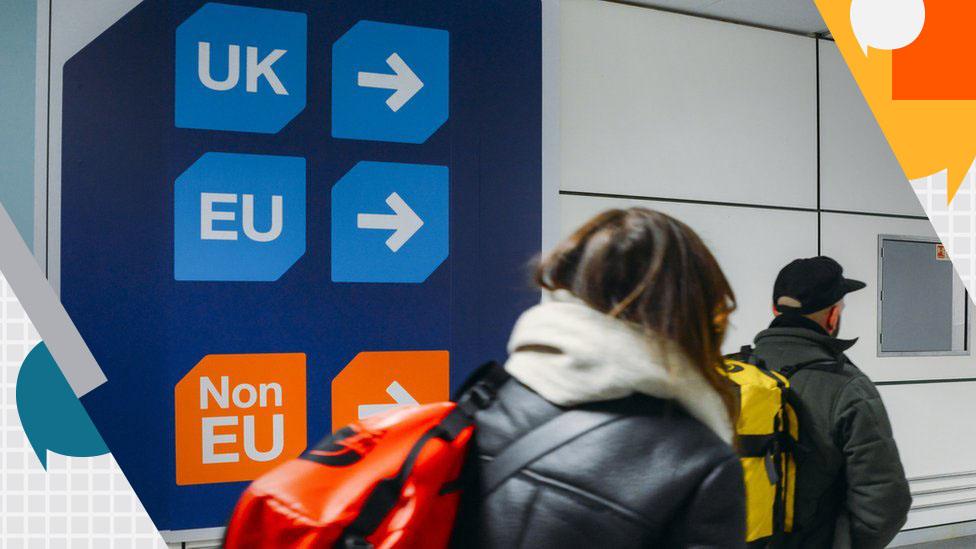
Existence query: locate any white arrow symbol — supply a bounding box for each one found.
[357,192,424,252]
[357,53,424,112]
[357,381,420,419]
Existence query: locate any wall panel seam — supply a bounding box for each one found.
[598,0,827,38]
[560,191,929,222]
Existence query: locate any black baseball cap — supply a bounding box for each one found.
[773,256,866,314]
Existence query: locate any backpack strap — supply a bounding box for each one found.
[730,344,757,365]
[779,356,844,379]
[481,409,621,495]
[339,362,506,548]
[727,345,770,370]
[452,361,508,402]
[339,364,618,546]
[340,420,458,548]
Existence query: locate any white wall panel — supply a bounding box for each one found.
[820,212,976,381]
[560,195,818,354]
[559,0,817,208]
[819,41,924,217]
[881,382,976,530]
[553,4,973,538]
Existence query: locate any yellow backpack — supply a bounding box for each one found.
[722,346,798,547]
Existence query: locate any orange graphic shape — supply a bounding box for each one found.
[175,353,307,486]
[893,2,976,100]
[816,0,976,203]
[331,351,449,432]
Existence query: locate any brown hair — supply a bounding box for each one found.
[535,208,738,424]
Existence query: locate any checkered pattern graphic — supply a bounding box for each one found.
[0,273,168,548]
[912,167,976,297]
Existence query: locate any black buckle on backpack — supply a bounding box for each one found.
[455,362,508,416]
[737,345,764,367]
[764,438,782,486]
[457,381,496,417]
[469,382,495,408]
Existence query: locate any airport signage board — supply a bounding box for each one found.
[60,0,541,532]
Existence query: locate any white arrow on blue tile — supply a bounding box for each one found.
[357,52,424,112]
[357,192,424,252]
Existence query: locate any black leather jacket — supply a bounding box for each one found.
[451,378,746,548]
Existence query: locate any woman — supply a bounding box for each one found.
[452,208,746,548]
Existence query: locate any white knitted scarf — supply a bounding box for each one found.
[505,292,734,444]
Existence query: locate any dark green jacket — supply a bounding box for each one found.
[752,315,911,549]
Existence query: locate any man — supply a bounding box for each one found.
[751,256,911,548]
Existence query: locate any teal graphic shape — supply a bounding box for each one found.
[15,342,108,468]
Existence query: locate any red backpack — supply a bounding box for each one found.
[224,364,615,549]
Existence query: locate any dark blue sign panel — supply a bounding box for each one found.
[60,0,541,534]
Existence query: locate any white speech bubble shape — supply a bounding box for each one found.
[850,0,925,55]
